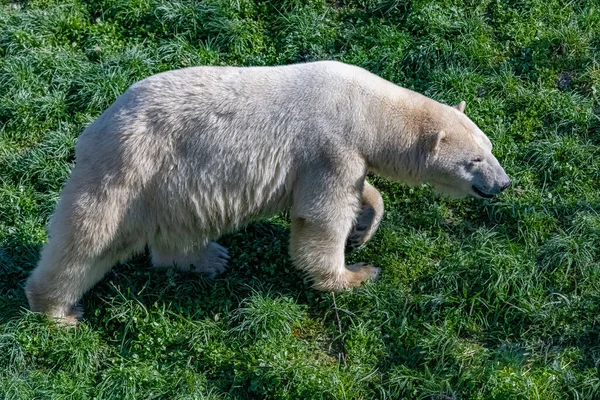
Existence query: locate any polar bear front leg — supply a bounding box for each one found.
[290,216,381,291]
[289,171,382,292]
[151,242,230,278]
[346,180,384,252]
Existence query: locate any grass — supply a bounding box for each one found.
[0,0,599,398]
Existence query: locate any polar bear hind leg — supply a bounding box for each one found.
[25,180,142,325]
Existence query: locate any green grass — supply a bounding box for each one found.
[1,0,599,398]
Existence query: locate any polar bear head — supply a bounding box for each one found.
[420,101,511,199]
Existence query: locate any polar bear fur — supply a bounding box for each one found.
[25,61,510,324]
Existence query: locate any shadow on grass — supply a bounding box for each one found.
[0,219,301,321]
[81,220,311,323]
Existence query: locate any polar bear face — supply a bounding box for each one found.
[423,103,511,199]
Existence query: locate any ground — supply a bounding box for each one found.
[0,0,599,399]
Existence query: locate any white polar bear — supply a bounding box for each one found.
[25,61,510,324]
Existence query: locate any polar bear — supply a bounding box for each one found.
[25,61,510,323]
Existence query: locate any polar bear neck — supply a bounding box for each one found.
[346,74,439,186]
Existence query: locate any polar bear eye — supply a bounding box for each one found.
[472,157,483,163]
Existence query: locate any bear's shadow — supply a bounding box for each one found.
[81,218,317,324]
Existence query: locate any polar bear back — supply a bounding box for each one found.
[71,61,392,239]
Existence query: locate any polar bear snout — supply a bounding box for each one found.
[471,162,511,199]
[472,180,510,199]
[472,185,495,199]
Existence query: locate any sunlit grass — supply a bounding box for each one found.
[1,0,599,398]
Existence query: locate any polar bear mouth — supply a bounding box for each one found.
[472,185,495,199]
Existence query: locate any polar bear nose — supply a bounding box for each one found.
[499,179,511,192]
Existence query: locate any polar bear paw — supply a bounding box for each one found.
[346,205,377,252]
[312,263,381,292]
[152,242,230,278]
[52,303,83,327]
[347,262,381,286]
[189,242,230,278]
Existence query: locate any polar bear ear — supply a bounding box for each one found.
[431,130,446,155]
[454,101,466,113]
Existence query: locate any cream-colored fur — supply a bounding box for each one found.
[25,61,510,323]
